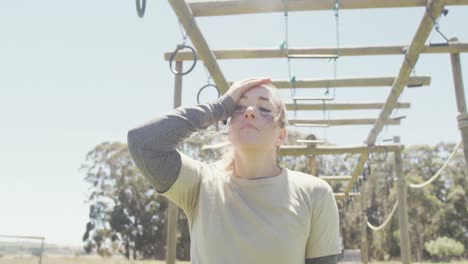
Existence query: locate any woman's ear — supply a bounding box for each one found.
[277,128,287,145]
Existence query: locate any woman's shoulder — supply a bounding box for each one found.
[286,168,333,193]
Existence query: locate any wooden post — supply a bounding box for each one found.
[450,51,468,176]
[394,137,411,264]
[359,193,369,264]
[309,155,317,176]
[166,61,183,264]
[39,238,44,264]
[305,134,318,176]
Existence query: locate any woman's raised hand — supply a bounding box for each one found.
[225,77,271,103]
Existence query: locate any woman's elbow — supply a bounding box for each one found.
[127,128,142,159]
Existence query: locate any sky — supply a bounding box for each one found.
[0,1,467,247]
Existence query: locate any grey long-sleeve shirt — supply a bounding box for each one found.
[127,95,236,193]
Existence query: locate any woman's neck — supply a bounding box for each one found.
[233,149,282,180]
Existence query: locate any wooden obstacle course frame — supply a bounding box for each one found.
[164,1,468,264]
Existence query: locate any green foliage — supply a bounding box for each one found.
[339,142,467,260]
[81,142,170,260]
[425,236,465,260]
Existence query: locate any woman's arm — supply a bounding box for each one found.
[127,94,236,193]
[306,255,338,264]
[127,77,271,195]
[305,182,341,260]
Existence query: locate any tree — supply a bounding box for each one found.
[336,142,466,261]
[81,142,168,259]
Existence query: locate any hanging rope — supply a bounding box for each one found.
[408,141,462,188]
[320,0,341,140]
[366,141,461,231]
[427,8,450,46]
[280,0,301,142]
[333,0,341,57]
[367,201,399,231]
[281,0,296,100]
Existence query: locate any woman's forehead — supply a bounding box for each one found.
[240,86,273,101]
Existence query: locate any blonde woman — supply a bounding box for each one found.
[127,77,341,264]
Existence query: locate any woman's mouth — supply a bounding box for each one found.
[241,123,258,131]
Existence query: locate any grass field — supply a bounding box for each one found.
[0,257,467,264]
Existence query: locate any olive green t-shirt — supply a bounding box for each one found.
[162,153,341,264]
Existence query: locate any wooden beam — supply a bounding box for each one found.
[164,43,468,60]
[279,144,403,156]
[345,151,370,194]
[334,192,360,200]
[0,235,45,240]
[286,102,411,111]
[320,175,353,181]
[296,139,326,144]
[266,76,431,89]
[188,0,467,16]
[288,118,401,126]
[168,0,229,93]
[367,0,446,145]
[343,0,448,195]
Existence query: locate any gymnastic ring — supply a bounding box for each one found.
[136,0,146,18]
[197,84,220,105]
[169,45,197,75]
[370,145,388,163]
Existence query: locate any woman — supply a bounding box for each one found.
[127,77,341,264]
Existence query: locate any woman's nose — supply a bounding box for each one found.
[244,106,256,119]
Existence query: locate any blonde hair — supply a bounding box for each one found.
[217,83,288,174]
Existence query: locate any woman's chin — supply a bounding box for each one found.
[233,139,263,149]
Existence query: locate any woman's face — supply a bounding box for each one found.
[228,86,286,151]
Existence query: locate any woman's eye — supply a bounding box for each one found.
[234,106,246,112]
[259,107,271,113]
